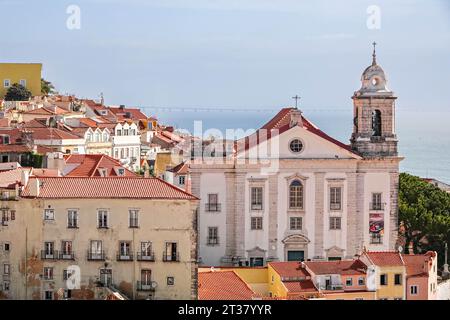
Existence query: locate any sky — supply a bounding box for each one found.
[1,0,450,111]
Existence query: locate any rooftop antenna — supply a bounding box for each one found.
[292,95,301,109]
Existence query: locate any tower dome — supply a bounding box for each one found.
[355,42,393,97]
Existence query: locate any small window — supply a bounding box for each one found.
[371,193,383,210]
[3,79,10,88]
[98,210,108,228]
[167,276,175,286]
[289,217,302,230]
[117,168,125,176]
[329,187,342,210]
[67,210,78,228]
[3,264,10,275]
[358,277,365,286]
[3,281,10,291]
[380,274,387,286]
[63,269,74,281]
[129,209,139,228]
[179,176,186,185]
[409,286,419,295]
[394,274,402,285]
[251,187,263,210]
[251,217,263,230]
[44,291,53,300]
[44,209,54,221]
[346,278,353,286]
[19,79,26,87]
[43,267,54,280]
[207,227,219,245]
[329,217,341,230]
[117,129,122,136]
[4,243,10,252]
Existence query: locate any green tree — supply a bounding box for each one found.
[4,83,32,101]
[41,78,56,95]
[399,173,450,266]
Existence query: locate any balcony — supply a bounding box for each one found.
[136,281,155,292]
[163,252,180,262]
[59,252,75,260]
[369,202,386,211]
[117,252,134,261]
[207,237,219,246]
[41,250,59,260]
[370,233,383,244]
[87,250,106,261]
[136,252,155,262]
[325,284,344,291]
[205,203,221,212]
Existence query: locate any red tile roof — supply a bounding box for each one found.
[237,108,360,157]
[305,260,367,275]
[109,107,148,121]
[21,176,198,199]
[24,106,68,115]
[27,128,82,140]
[0,144,30,153]
[64,154,136,177]
[402,252,436,277]
[167,162,188,175]
[269,262,311,279]
[364,251,405,267]
[198,271,259,300]
[0,168,31,188]
[282,280,318,293]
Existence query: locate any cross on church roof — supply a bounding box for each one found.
[292,95,301,109]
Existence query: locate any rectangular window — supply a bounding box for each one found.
[67,210,78,228]
[290,217,302,230]
[44,209,54,221]
[98,210,108,228]
[394,274,402,285]
[251,187,263,210]
[44,291,53,300]
[119,241,131,256]
[129,209,139,228]
[140,242,152,258]
[346,278,353,286]
[371,193,383,210]
[63,269,74,281]
[4,243,10,252]
[329,217,341,230]
[61,241,73,255]
[43,267,53,280]
[206,193,220,212]
[3,79,10,88]
[19,79,26,87]
[380,274,387,286]
[409,286,419,295]
[207,227,219,245]
[44,242,54,257]
[358,277,365,286]
[167,276,175,286]
[164,242,178,262]
[251,217,263,230]
[3,264,10,275]
[89,240,103,260]
[140,269,152,285]
[3,281,10,291]
[178,175,186,185]
[329,187,342,210]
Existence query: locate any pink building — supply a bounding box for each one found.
[403,251,438,300]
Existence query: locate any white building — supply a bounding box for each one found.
[190,47,402,267]
[112,121,141,171]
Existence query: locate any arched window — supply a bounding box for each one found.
[289,180,304,209]
[372,110,382,137]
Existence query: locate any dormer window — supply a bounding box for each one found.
[99,168,108,177]
[117,168,125,176]
[117,129,122,136]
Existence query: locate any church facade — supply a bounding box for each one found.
[190,47,403,267]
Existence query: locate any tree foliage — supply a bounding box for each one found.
[399,173,450,266]
[41,78,56,95]
[4,83,32,101]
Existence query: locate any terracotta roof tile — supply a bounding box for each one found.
[305,260,367,275]
[21,176,198,200]
[64,154,136,177]
[365,251,405,266]
[0,168,31,188]
[282,280,318,293]
[198,271,259,300]
[269,262,311,278]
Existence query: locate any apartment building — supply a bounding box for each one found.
[0,174,199,300]
[0,63,42,98]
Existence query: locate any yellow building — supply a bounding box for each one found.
[359,251,406,300]
[0,63,42,98]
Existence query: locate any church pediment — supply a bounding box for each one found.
[282,234,310,245]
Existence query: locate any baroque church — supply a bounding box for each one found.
[190,45,402,267]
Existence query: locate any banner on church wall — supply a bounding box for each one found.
[369,213,384,234]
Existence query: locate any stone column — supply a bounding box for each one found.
[314,172,325,258]
[234,172,246,259]
[355,172,365,256]
[268,174,278,260]
[346,172,360,258]
[389,170,400,250]
[225,172,236,258]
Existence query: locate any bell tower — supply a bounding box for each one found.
[351,43,398,158]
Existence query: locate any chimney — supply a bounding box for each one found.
[289,109,303,128]
[408,242,414,255]
[119,104,125,110]
[21,169,30,187]
[28,177,40,197]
